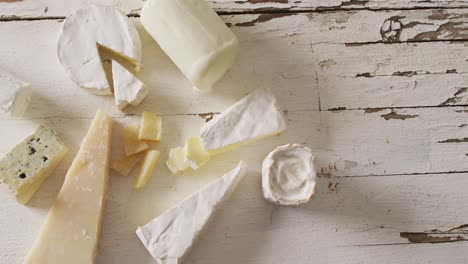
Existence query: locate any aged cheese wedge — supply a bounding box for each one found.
[0,126,68,204]
[136,162,247,263]
[111,154,141,176]
[166,147,189,175]
[123,125,149,156]
[0,69,32,117]
[134,150,160,189]
[262,144,317,206]
[24,110,112,264]
[184,137,210,170]
[200,88,287,154]
[141,0,239,93]
[58,5,147,108]
[139,111,162,142]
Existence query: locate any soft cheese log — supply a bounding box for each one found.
[0,69,32,117]
[141,0,239,93]
[24,110,112,264]
[200,88,287,154]
[137,162,247,263]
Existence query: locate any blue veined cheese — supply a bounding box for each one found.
[0,126,68,204]
[137,162,247,263]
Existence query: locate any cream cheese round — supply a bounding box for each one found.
[262,144,316,206]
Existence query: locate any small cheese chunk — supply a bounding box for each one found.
[112,61,148,110]
[0,126,68,204]
[24,110,112,264]
[139,111,162,142]
[141,0,239,93]
[134,150,160,189]
[200,88,287,154]
[123,125,148,156]
[111,154,141,176]
[0,69,32,117]
[136,162,247,263]
[166,147,189,175]
[184,137,210,170]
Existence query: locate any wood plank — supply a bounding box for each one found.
[3,0,468,19]
[1,125,467,264]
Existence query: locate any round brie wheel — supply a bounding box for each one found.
[262,144,317,206]
[57,5,142,95]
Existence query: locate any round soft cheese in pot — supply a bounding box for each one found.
[262,144,316,206]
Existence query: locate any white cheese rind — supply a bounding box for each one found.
[136,161,247,263]
[0,69,32,117]
[0,126,68,204]
[141,0,239,93]
[24,110,112,264]
[57,5,142,95]
[262,144,316,206]
[200,88,287,154]
[112,61,148,110]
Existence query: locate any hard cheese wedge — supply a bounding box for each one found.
[184,137,210,170]
[134,150,160,189]
[0,126,68,204]
[0,69,32,117]
[24,110,112,264]
[166,147,189,175]
[200,88,287,154]
[123,125,149,156]
[111,154,141,176]
[141,0,239,93]
[136,162,247,263]
[139,111,162,142]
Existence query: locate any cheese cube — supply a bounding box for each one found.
[166,147,189,175]
[139,111,162,142]
[184,137,210,170]
[123,124,148,156]
[141,0,239,93]
[134,150,160,189]
[111,154,141,176]
[0,126,68,204]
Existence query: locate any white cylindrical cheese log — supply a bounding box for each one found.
[141,0,239,93]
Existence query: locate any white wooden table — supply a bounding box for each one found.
[1,0,468,263]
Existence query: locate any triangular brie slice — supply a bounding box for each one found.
[200,88,287,154]
[58,6,147,109]
[136,162,247,263]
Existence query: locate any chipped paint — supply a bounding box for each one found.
[437,138,468,143]
[236,13,293,27]
[198,112,217,123]
[401,229,468,244]
[381,111,418,120]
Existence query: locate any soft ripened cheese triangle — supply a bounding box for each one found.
[141,0,239,93]
[58,5,147,108]
[200,88,287,154]
[0,69,32,117]
[136,161,247,263]
[24,110,112,264]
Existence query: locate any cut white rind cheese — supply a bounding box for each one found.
[0,126,68,204]
[166,147,189,175]
[58,5,147,108]
[141,0,239,93]
[24,110,112,264]
[112,61,148,110]
[262,144,316,206]
[136,161,247,263]
[0,69,32,117]
[200,88,287,154]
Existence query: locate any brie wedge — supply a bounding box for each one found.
[262,144,316,206]
[200,88,287,154]
[57,5,147,108]
[141,0,239,93]
[136,161,247,263]
[0,69,32,117]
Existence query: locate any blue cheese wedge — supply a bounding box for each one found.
[136,161,247,263]
[0,126,68,204]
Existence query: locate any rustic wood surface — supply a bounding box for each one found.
[1,0,468,263]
